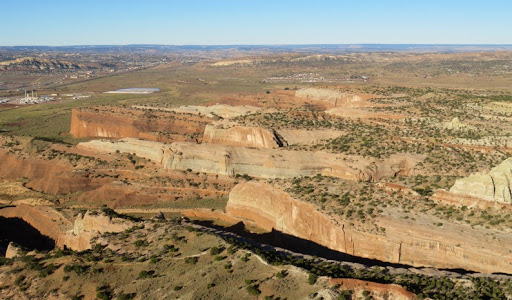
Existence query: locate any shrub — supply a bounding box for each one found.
[246,285,261,295]
[134,240,148,247]
[210,246,221,255]
[96,285,113,300]
[276,270,288,278]
[138,270,155,279]
[117,292,136,300]
[184,257,199,264]
[308,273,318,285]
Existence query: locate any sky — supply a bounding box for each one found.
[1,0,511,46]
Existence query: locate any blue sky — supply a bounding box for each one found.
[1,0,511,45]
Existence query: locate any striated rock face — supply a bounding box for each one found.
[445,158,512,205]
[0,150,111,195]
[296,88,375,108]
[70,108,209,141]
[226,182,512,273]
[203,124,283,148]
[79,138,420,181]
[0,205,133,252]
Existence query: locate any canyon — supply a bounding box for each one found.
[225,181,512,274]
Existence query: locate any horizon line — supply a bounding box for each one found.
[2,43,512,47]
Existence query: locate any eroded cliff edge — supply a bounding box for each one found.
[226,181,512,274]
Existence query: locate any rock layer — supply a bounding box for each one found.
[70,108,209,141]
[226,181,512,274]
[203,124,282,148]
[0,150,109,194]
[79,138,420,181]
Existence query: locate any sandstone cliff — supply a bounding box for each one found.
[226,182,512,274]
[0,150,109,194]
[0,205,133,252]
[69,108,209,141]
[203,124,283,148]
[79,138,420,181]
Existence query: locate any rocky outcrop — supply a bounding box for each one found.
[443,117,475,130]
[70,108,209,141]
[79,138,421,181]
[0,205,133,252]
[203,124,283,148]
[5,242,22,259]
[296,88,375,108]
[433,158,512,207]
[59,211,132,250]
[226,182,512,274]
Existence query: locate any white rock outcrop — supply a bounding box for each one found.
[449,158,512,204]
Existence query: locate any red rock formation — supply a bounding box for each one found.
[0,150,109,194]
[0,205,132,252]
[70,108,210,142]
[329,278,416,300]
[0,205,71,247]
[226,182,512,274]
[203,124,282,148]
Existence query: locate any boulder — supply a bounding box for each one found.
[5,242,21,259]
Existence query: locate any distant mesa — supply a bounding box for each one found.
[0,57,86,71]
[104,88,160,94]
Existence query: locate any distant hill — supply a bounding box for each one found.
[0,57,87,71]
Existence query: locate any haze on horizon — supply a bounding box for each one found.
[1,0,511,46]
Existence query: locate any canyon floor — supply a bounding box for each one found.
[1,51,512,299]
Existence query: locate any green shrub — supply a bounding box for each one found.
[117,292,136,300]
[246,285,261,295]
[276,270,288,278]
[308,273,318,285]
[184,257,199,264]
[138,270,155,279]
[96,285,113,300]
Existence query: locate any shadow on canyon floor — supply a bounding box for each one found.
[193,220,480,275]
[0,217,55,256]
